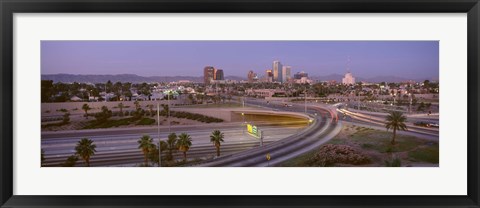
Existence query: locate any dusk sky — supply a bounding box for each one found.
[41,41,439,79]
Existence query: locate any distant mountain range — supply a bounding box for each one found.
[41,74,244,83]
[310,74,438,83]
[41,73,438,83]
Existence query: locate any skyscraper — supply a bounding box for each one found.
[215,69,224,80]
[282,66,291,83]
[273,61,283,82]
[294,71,308,79]
[204,66,215,84]
[247,70,256,83]
[265,69,273,82]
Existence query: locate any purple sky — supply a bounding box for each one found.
[41,41,439,79]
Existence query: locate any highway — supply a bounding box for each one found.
[43,97,437,167]
[336,108,439,138]
[42,118,307,167]
[196,97,438,167]
[197,98,341,167]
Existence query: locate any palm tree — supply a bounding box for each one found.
[75,138,97,167]
[187,94,194,104]
[162,104,169,117]
[41,149,46,166]
[62,155,79,167]
[385,111,408,145]
[147,104,154,114]
[166,133,178,161]
[196,94,204,104]
[210,130,225,157]
[147,142,166,167]
[176,133,192,162]
[138,135,154,166]
[118,102,124,116]
[82,104,91,119]
[134,100,141,110]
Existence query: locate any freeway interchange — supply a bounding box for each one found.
[42,97,438,167]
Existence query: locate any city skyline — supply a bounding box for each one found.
[41,41,439,80]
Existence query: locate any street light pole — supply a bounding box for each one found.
[392,93,396,106]
[259,130,263,147]
[157,102,161,167]
[241,112,245,135]
[304,87,307,114]
[105,85,107,102]
[243,96,245,108]
[409,93,412,114]
[168,91,171,133]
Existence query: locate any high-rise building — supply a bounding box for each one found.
[294,71,309,79]
[282,66,291,83]
[342,72,356,85]
[247,70,257,83]
[204,66,215,85]
[265,69,273,82]
[215,69,224,80]
[272,61,283,82]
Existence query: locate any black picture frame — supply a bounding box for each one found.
[1,0,479,207]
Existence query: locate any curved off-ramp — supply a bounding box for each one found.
[197,105,342,167]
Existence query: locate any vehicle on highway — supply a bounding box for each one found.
[414,121,439,128]
[429,123,439,128]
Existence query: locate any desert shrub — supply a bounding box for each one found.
[62,113,70,124]
[94,106,112,123]
[83,117,134,129]
[131,108,145,120]
[167,111,222,123]
[384,157,402,167]
[306,144,371,167]
[361,143,374,149]
[41,117,63,122]
[385,146,394,153]
[137,117,156,125]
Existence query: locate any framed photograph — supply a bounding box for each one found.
[1,0,479,207]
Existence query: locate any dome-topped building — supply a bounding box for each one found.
[342,71,356,85]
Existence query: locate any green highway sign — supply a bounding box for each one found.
[246,123,261,138]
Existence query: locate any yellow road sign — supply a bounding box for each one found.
[266,153,271,161]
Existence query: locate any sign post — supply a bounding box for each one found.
[157,102,161,167]
[259,130,263,147]
[266,153,271,167]
[247,123,264,147]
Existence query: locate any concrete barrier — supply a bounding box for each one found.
[175,107,310,122]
